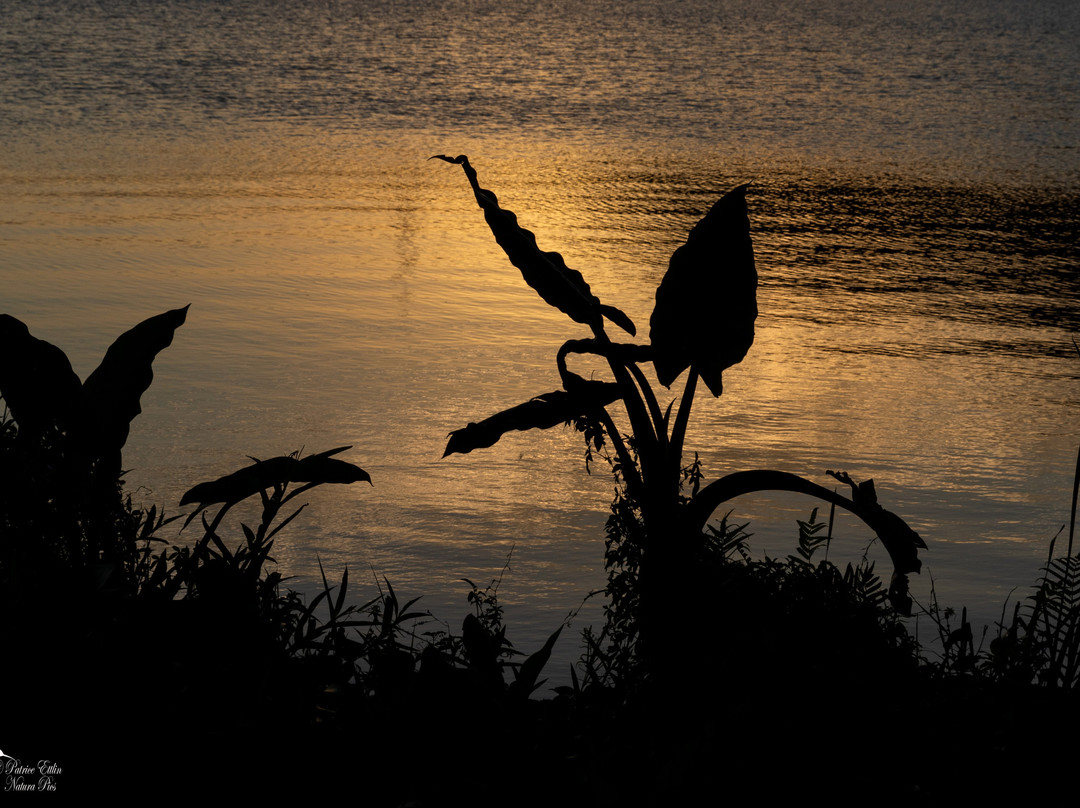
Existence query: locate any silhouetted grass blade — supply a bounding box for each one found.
[649,184,757,396]
[431,154,636,336]
[444,382,622,457]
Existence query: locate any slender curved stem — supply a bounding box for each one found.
[667,368,698,485]
[626,361,668,456]
[587,324,661,494]
[594,407,643,503]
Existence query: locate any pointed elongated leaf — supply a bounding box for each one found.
[510,625,563,699]
[443,381,622,457]
[74,305,190,463]
[432,155,636,336]
[180,447,371,506]
[649,185,757,396]
[0,314,81,436]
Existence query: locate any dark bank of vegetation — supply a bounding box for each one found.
[2,159,1078,802]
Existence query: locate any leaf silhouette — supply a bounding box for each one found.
[180,446,371,507]
[0,314,81,438]
[649,184,757,396]
[431,154,636,336]
[444,382,622,457]
[293,451,374,486]
[509,625,563,699]
[73,305,190,465]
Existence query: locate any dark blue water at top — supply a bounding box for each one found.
[4,0,1078,181]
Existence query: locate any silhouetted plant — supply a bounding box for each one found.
[170,446,371,621]
[433,154,927,681]
[795,505,832,562]
[901,438,1080,690]
[410,550,565,703]
[976,444,1080,688]
[723,511,918,684]
[1,305,563,730]
[0,307,188,600]
[168,450,563,718]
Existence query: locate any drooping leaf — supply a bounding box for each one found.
[180,446,371,507]
[686,469,926,615]
[0,314,81,437]
[443,382,622,457]
[431,154,636,336]
[649,184,757,396]
[181,456,294,507]
[293,447,374,486]
[73,305,190,465]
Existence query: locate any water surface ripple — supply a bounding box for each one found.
[2,0,1078,673]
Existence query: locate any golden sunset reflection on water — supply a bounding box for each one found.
[5,144,1076,640]
[3,0,1078,679]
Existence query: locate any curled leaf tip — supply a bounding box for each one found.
[430,154,468,165]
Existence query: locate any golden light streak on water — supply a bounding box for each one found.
[3,0,1078,678]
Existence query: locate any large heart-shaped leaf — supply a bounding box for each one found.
[0,314,81,438]
[444,382,622,457]
[432,155,636,336]
[649,184,757,396]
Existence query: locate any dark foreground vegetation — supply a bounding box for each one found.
[2,161,1078,802]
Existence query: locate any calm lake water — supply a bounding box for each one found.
[3,0,1078,679]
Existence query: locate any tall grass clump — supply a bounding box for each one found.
[973,444,1080,689]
